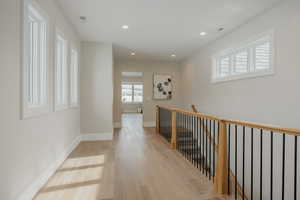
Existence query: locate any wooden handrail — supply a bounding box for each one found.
[157,105,300,137]
[157,104,300,199]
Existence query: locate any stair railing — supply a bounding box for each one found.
[156,105,300,200]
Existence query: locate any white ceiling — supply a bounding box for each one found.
[56,0,281,61]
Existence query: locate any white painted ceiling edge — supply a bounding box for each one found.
[55,0,282,62]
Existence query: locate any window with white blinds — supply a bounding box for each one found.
[233,50,248,74]
[23,0,49,118]
[55,31,68,110]
[70,48,79,107]
[254,41,271,71]
[213,32,274,82]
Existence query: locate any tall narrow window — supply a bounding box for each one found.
[23,0,49,118]
[70,48,79,107]
[55,31,68,110]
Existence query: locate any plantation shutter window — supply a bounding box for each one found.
[23,1,49,118]
[254,41,271,71]
[213,32,274,82]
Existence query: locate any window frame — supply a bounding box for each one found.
[54,28,69,111]
[121,82,143,104]
[212,31,275,83]
[22,0,50,119]
[70,47,79,108]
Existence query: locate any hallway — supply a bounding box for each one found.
[34,114,223,200]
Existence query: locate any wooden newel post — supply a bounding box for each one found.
[156,106,160,134]
[214,120,229,194]
[171,111,177,149]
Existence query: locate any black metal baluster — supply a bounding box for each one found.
[199,118,201,170]
[196,117,199,168]
[180,113,182,153]
[206,118,208,177]
[294,136,298,200]
[209,119,212,180]
[260,129,263,200]
[201,118,204,173]
[185,114,188,159]
[242,126,245,200]
[271,131,273,200]
[193,116,195,165]
[228,124,231,194]
[199,118,202,170]
[235,125,237,200]
[282,134,285,200]
[187,115,190,160]
[194,116,196,166]
[251,128,253,200]
[188,115,192,161]
[189,115,192,161]
[218,122,220,145]
[191,115,194,164]
[203,118,205,174]
[213,120,216,181]
[183,114,187,158]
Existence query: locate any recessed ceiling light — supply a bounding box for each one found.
[122,25,129,29]
[171,54,176,57]
[200,32,207,36]
[131,52,136,56]
[79,16,87,22]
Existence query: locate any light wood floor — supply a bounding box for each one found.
[34,114,225,200]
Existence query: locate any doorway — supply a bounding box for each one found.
[121,72,144,127]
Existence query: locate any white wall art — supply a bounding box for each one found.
[153,74,172,100]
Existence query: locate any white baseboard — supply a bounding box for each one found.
[81,133,113,141]
[17,135,81,200]
[143,121,156,127]
[114,122,122,128]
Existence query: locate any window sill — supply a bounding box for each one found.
[54,104,69,112]
[211,70,275,84]
[122,102,143,105]
[70,103,80,109]
[22,105,50,119]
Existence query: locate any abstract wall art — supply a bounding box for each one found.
[153,74,172,100]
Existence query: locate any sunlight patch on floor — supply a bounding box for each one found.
[61,155,105,169]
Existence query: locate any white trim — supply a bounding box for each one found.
[81,133,113,141]
[212,69,275,83]
[70,47,80,108]
[22,0,50,119]
[17,135,81,200]
[143,121,156,127]
[54,28,69,111]
[114,122,122,128]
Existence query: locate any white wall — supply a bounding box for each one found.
[80,42,114,137]
[0,0,80,200]
[181,0,300,129]
[114,60,182,126]
[181,1,300,199]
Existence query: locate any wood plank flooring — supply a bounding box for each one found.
[34,114,226,200]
